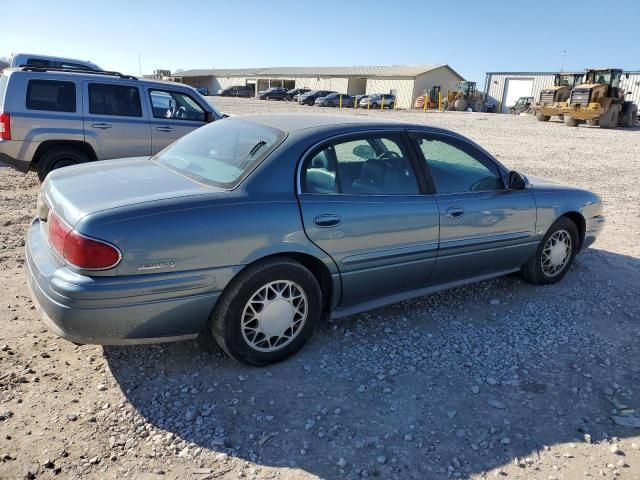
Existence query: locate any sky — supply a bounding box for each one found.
[2,0,639,87]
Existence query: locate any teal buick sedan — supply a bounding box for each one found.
[26,115,605,365]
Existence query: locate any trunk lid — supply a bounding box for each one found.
[42,157,219,227]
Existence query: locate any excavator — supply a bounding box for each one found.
[561,68,637,128]
[533,73,584,121]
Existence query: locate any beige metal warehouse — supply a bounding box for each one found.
[175,65,464,109]
[485,70,640,113]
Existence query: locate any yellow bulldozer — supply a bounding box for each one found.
[533,73,584,121]
[442,81,484,112]
[562,68,637,128]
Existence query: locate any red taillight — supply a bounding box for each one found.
[0,112,10,140]
[47,212,121,270]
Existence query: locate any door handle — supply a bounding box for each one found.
[313,214,342,228]
[445,207,466,219]
[91,123,112,129]
[157,126,174,132]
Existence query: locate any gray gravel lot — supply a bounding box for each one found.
[1,98,639,480]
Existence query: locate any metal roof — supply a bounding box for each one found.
[176,64,452,78]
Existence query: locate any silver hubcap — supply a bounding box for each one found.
[541,229,572,277]
[241,280,307,353]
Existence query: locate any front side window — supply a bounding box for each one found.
[88,83,142,117]
[152,118,284,188]
[302,135,419,195]
[149,89,205,121]
[415,136,503,194]
[26,80,76,112]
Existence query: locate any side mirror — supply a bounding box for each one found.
[204,111,214,123]
[352,144,375,159]
[508,170,526,190]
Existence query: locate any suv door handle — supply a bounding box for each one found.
[157,126,174,132]
[91,123,112,129]
[313,214,342,228]
[445,207,466,219]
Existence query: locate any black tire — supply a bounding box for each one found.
[371,102,379,109]
[537,114,551,122]
[564,116,579,127]
[521,217,579,285]
[37,146,90,181]
[509,108,516,115]
[621,103,637,127]
[210,258,322,366]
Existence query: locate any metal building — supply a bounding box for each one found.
[485,70,640,113]
[175,65,464,109]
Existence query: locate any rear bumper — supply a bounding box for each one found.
[25,219,224,345]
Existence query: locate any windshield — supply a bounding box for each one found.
[152,119,285,188]
[587,70,612,84]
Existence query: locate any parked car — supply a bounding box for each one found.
[359,93,396,109]
[314,93,354,107]
[25,114,605,366]
[258,87,288,100]
[10,53,102,71]
[286,88,310,101]
[217,85,253,97]
[0,66,222,180]
[298,90,336,106]
[195,86,209,96]
[510,96,534,115]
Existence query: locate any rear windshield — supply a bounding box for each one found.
[152,118,285,188]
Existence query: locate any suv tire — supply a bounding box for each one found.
[37,147,90,181]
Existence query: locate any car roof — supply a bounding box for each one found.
[2,67,197,90]
[230,113,456,135]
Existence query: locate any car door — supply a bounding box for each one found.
[145,87,208,154]
[409,131,537,284]
[297,132,440,307]
[83,81,151,159]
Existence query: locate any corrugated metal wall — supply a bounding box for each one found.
[291,77,350,93]
[366,78,415,108]
[620,72,640,107]
[486,71,640,112]
[485,73,555,112]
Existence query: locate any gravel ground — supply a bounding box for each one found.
[1,98,639,480]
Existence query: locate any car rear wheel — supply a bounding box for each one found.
[537,114,551,122]
[210,258,322,366]
[521,217,579,285]
[37,147,90,181]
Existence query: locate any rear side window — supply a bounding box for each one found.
[26,80,76,112]
[88,83,142,117]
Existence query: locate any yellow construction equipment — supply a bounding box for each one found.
[533,73,583,122]
[561,68,637,128]
[442,81,483,112]
[414,86,441,110]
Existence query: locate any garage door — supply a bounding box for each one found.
[502,79,533,113]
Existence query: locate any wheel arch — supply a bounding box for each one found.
[32,140,97,169]
[560,211,586,251]
[225,252,338,315]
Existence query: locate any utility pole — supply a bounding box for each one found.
[138,53,142,76]
[560,50,567,72]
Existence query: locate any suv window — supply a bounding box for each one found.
[26,80,76,112]
[149,89,205,121]
[89,83,142,117]
[415,136,503,194]
[302,135,419,195]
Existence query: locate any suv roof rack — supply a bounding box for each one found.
[19,66,138,80]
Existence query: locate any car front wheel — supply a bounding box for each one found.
[521,217,579,285]
[210,258,322,366]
